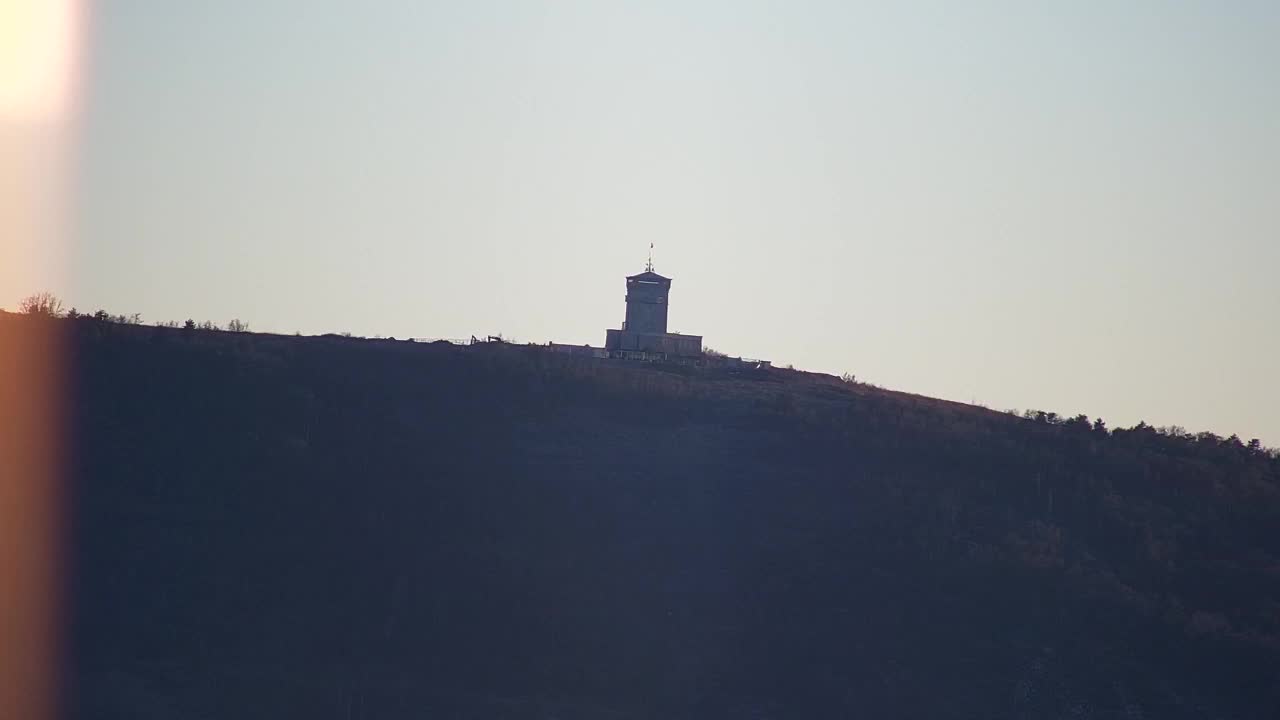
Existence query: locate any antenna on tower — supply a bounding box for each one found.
[646,243,654,272]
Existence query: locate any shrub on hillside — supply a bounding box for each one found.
[19,292,64,317]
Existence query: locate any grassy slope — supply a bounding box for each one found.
[4,314,1277,718]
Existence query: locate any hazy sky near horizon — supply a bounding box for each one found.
[5,1,1279,442]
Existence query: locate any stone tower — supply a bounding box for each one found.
[605,254,702,358]
[623,268,671,334]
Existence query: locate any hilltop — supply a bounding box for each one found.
[3,312,1279,718]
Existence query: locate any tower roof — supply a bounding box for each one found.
[626,270,671,283]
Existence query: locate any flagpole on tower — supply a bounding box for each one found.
[646,243,654,273]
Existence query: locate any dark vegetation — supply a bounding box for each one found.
[4,304,1279,718]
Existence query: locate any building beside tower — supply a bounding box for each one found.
[604,261,702,359]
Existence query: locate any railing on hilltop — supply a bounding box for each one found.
[403,335,770,369]
[408,337,471,345]
[407,335,511,346]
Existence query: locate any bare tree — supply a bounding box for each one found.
[19,292,64,317]
[226,319,249,333]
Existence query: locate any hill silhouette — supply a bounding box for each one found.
[5,312,1278,718]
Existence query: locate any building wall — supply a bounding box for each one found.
[624,277,670,333]
[605,329,702,357]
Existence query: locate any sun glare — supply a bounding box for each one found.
[0,0,79,122]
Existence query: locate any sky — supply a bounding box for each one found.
[3,0,1278,443]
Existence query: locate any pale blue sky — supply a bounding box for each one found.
[18,1,1280,441]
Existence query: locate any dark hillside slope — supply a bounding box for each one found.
[7,314,1279,718]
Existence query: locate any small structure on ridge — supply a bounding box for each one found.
[604,255,702,359]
